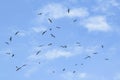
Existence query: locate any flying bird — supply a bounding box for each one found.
[38,62,41,64]
[62,68,66,71]
[101,45,104,48]
[36,50,41,55]
[42,31,47,35]
[38,13,42,15]
[39,45,43,47]
[9,36,12,42]
[15,31,19,35]
[56,27,61,29]
[6,52,11,55]
[73,19,77,22]
[60,45,67,48]
[50,34,55,38]
[73,71,76,73]
[16,64,27,71]
[81,63,84,65]
[16,67,22,71]
[48,43,52,46]
[52,70,55,73]
[75,64,78,66]
[84,56,91,59]
[105,58,109,60]
[11,54,15,57]
[5,42,9,45]
[93,52,98,54]
[67,8,70,13]
[48,18,52,23]
[49,28,52,31]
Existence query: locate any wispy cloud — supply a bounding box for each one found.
[82,16,111,32]
[32,26,47,33]
[37,3,89,19]
[61,71,88,80]
[93,0,120,12]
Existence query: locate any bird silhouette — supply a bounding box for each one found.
[84,56,91,59]
[93,52,98,54]
[50,34,55,38]
[49,28,52,31]
[16,64,27,71]
[36,50,41,55]
[11,54,14,57]
[56,27,61,29]
[15,31,19,35]
[42,31,47,35]
[67,8,70,13]
[62,68,66,71]
[16,67,22,71]
[60,45,67,48]
[9,36,12,42]
[105,58,109,60]
[48,18,52,23]
[73,71,76,73]
[5,42,9,45]
[73,19,77,22]
[48,43,52,46]
[38,13,42,15]
[101,45,104,48]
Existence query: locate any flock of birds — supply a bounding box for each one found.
[3,8,109,74]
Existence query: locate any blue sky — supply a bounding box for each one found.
[0,0,120,80]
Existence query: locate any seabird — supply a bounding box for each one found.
[50,34,55,38]
[42,31,47,35]
[48,18,52,23]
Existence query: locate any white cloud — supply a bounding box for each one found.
[82,16,111,32]
[38,3,89,19]
[61,71,88,80]
[93,0,120,12]
[45,49,73,59]
[32,26,47,33]
[24,66,38,78]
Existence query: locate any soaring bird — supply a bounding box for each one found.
[101,45,104,48]
[105,58,109,60]
[6,52,11,55]
[9,36,12,42]
[73,71,76,73]
[73,19,77,22]
[81,63,84,65]
[49,28,52,31]
[16,67,21,71]
[11,54,15,57]
[38,13,42,15]
[5,42,9,45]
[36,50,41,55]
[84,56,91,59]
[39,45,43,47]
[62,68,66,71]
[50,34,55,38]
[42,31,47,35]
[16,64,27,71]
[38,62,41,64]
[56,27,61,29]
[48,18,52,23]
[60,45,67,48]
[93,52,98,54]
[75,64,78,66]
[48,43,52,46]
[67,8,70,13]
[22,64,27,67]
[15,31,19,35]
[52,70,55,73]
